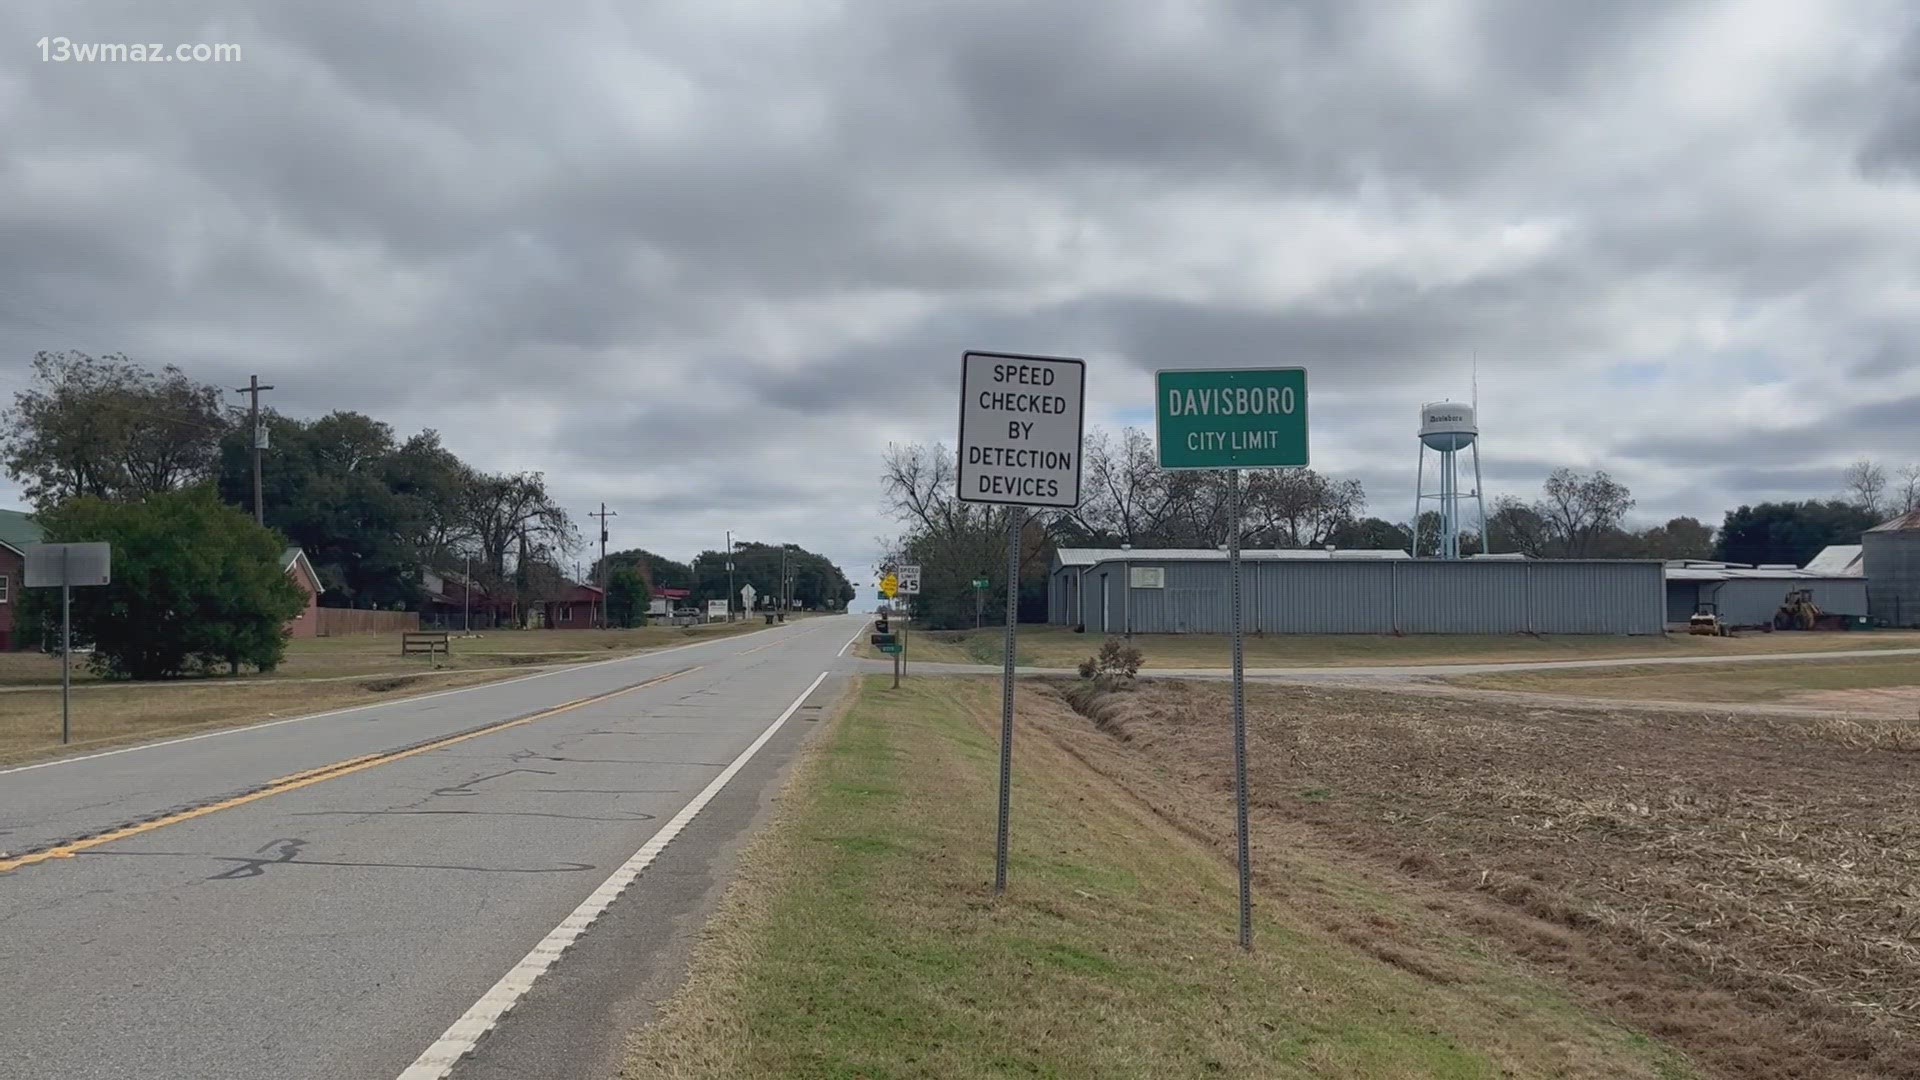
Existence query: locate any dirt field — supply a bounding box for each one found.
[1445,654,1920,712]
[1045,678,1920,1079]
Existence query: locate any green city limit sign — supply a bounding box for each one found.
[1155,367,1309,470]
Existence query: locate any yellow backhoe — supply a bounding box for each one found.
[1773,588,1822,631]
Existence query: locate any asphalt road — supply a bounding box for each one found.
[0,614,869,1080]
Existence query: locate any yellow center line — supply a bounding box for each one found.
[0,665,703,875]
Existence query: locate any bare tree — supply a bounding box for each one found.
[1536,468,1635,557]
[1242,469,1365,548]
[1064,427,1186,545]
[1844,459,1888,517]
[464,471,576,579]
[1488,496,1552,557]
[1897,463,1920,516]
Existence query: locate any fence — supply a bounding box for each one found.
[316,608,420,637]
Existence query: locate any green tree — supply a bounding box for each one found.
[1717,501,1879,567]
[1328,516,1411,552]
[22,487,306,679]
[592,548,695,592]
[2,351,228,509]
[606,568,650,628]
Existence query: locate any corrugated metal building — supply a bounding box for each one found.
[1049,549,1666,635]
[1664,562,1870,627]
[1864,510,1920,627]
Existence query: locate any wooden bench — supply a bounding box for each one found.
[401,631,451,661]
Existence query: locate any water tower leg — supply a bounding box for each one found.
[1471,441,1489,554]
[1412,446,1425,555]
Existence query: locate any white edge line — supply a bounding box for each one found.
[0,622,796,777]
[394,669,833,1080]
[837,617,872,658]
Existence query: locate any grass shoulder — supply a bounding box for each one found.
[625,676,1693,1079]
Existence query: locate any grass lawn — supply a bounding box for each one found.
[0,619,779,764]
[0,619,770,686]
[1445,653,1920,706]
[856,625,1920,669]
[624,676,1694,1079]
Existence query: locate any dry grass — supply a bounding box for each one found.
[0,620,769,687]
[0,668,518,765]
[624,676,1695,1079]
[0,620,781,763]
[856,626,1920,669]
[1446,654,1920,710]
[1054,678,1920,1079]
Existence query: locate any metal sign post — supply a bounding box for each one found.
[972,577,989,629]
[25,542,112,745]
[1227,469,1252,951]
[898,566,919,677]
[1154,367,1309,953]
[957,349,1086,897]
[996,508,1021,894]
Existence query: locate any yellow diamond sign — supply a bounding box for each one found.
[880,573,898,599]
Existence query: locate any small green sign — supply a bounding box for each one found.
[880,643,903,655]
[971,577,990,589]
[1155,368,1308,470]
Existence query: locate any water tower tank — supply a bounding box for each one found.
[1419,401,1477,452]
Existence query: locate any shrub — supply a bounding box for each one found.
[1077,637,1143,684]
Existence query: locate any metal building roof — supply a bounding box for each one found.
[0,509,43,556]
[1867,509,1920,533]
[1053,547,1410,568]
[1804,545,1865,576]
[1665,565,1859,583]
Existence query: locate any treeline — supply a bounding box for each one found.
[882,427,1904,629]
[3,351,576,614]
[595,543,855,612]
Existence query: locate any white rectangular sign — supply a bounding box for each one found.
[25,542,111,588]
[898,565,922,595]
[1128,566,1165,589]
[706,599,728,621]
[957,351,1086,508]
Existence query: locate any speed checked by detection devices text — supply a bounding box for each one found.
[957,351,1086,507]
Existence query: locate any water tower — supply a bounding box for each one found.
[1413,400,1488,559]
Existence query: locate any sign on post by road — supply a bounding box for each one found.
[740,582,757,609]
[1155,367,1308,470]
[898,565,921,595]
[25,542,113,746]
[879,573,897,599]
[957,351,1086,507]
[971,577,989,590]
[957,350,1088,898]
[1154,367,1309,953]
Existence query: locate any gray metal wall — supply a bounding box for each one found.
[1050,559,1664,635]
[1693,579,1871,627]
[1865,532,1920,626]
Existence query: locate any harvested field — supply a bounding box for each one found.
[1047,679,1920,1079]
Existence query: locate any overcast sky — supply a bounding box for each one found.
[4,0,1917,589]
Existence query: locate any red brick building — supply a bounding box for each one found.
[540,583,605,629]
[282,547,322,639]
[0,509,44,651]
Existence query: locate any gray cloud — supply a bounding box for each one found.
[2,0,1918,567]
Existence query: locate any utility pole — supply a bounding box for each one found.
[232,375,274,525]
[463,553,471,634]
[726,530,735,622]
[589,503,617,628]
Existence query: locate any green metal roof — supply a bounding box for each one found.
[0,509,43,555]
